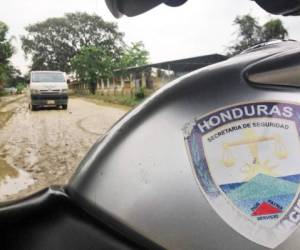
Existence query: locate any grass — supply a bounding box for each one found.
[0,111,14,129]
[72,92,144,110]
[0,95,24,109]
[0,95,24,128]
[95,94,142,107]
[0,91,8,97]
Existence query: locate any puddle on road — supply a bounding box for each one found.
[0,159,35,199]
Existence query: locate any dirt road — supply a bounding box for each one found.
[0,95,127,202]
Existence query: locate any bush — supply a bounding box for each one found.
[134,87,145,99]
[0,91,8,97]
[95,94,142,107]
[16,83,25,94]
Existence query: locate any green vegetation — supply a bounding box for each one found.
[0,110,14,129]
[92,94,142,107]
[134,86,145,99]
[22,12,124,73]
[71,42,149,95]
[71,46,114,95]
[0,21,26,94]
[228,15,288,55]
[75,92,144,108]
[0,21,14,93]
[16,83,26,94]
[0,91,8,97]
[118,42,149,72]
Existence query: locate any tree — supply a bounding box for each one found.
[22,12,124,73]
[71,46,114,94]
[115,42,149,79]
[261,19,288,42]
[70,41,150,94]
[228,15,262,55]
[5,66,24,87]
[0,21,14,88]
[120,42,149,68]
[228,15,288,55]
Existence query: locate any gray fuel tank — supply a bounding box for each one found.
[68,40,300,249]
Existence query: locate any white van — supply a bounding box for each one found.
[29,71,69,111]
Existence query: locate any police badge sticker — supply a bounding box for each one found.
[184,102,300,248]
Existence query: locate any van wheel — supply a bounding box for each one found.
[62,104,68,110]
[31,105,38,111]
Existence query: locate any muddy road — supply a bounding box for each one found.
[0,95,127,202]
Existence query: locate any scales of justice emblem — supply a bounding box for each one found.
[221,129,289,220]
[184,102,300,248]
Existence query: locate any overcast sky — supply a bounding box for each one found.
[1,0,300,74]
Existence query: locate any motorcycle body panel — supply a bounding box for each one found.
[68,41,300,249]
[0,187,158,250]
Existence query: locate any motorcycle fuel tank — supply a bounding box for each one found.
[68,40,300,249]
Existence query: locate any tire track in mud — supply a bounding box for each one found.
[76,116,103,136]
[0,97,126,202]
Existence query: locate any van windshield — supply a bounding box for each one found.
[31,72,65,83]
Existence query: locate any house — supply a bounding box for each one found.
[70,53,228,95]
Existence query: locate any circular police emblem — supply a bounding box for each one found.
[184,101,300,249]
